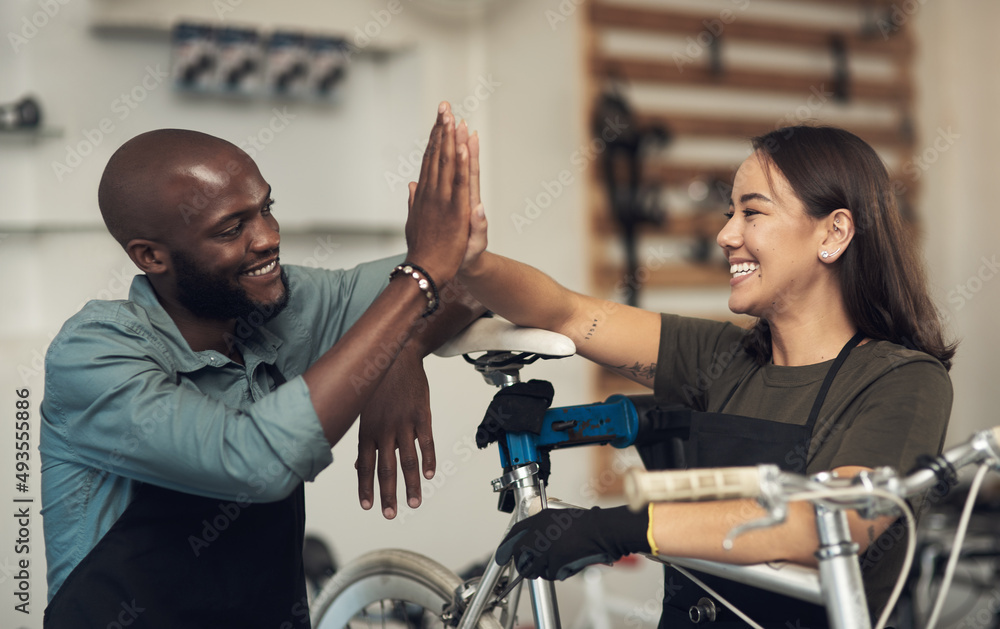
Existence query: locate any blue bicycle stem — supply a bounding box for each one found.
[500,394,639,468]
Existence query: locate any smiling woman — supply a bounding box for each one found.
[718,153,843,351]
[454,124,955,628]
[737,126,955,371]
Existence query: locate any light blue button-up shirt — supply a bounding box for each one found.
[40,258,398,600]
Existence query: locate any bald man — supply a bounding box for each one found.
[39,103,481,627]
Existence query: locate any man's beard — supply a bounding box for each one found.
[172,251,291,324]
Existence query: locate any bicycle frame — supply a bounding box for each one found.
[458,463,556,629]
[458,388,642,629]
[464,379,875,629]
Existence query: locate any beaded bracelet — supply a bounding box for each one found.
[389,262,439,317]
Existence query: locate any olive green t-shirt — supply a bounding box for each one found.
[653,314,953,618]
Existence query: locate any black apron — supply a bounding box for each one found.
[45,364,311,629]
[657,333,865,629]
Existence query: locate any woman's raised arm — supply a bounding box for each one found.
[459,248,661,387]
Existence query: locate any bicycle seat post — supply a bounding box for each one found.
[473,352,524,389]
[507,465,561,629]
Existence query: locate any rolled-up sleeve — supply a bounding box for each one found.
[43,316,331,503]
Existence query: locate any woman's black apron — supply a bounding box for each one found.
[44,365,311,629]
[655,333,865,628]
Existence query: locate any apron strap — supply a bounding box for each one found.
[805,331,865,429]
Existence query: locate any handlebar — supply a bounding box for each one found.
[624,465,777,510]
[624,425,1000,516]
[623,426,1000,629]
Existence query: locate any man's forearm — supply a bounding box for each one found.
[404,278,486,358]
[303,278,482,447]
[354,279,484,517]
[303,275,445,445]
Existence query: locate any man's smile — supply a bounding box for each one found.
[242,259,278,277]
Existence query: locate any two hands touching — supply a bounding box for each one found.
[354,102,488,519]
[404,105,489,279]
[352,102,645,583]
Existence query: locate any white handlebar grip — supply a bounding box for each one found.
[991,426,1000,454]
[624,467,765,511]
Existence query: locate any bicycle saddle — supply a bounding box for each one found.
[433,315,576,359]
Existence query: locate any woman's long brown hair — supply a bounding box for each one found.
[742,126,956,370]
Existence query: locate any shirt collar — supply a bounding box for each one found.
[127,274,283,373]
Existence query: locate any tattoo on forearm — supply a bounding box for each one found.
[584,318,598,341]
[614,361,657,381]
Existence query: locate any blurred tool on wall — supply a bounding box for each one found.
[0,95,42,130]
[592,80,670,307]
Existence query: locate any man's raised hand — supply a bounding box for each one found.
[405,102,472,285]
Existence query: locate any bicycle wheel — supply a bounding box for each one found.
[311,548,504,629]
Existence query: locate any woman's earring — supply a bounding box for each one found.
[821,247,842,259]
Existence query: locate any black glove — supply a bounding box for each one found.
[494,506,650,581]
[476,380,555,449]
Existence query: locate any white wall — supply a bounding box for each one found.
[912,0,1000,445]
[1,0,998,627]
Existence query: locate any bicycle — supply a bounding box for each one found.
[309,316,1000,629]
[623,427,1000,629]
[902,485,1000,629]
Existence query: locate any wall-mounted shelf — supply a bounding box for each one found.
[0,127,64,141]
[0,223,106,234]
[0,222,404,237]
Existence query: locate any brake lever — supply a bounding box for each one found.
[720,470,852,549]
[722,504,788,550]
[721,469,804,550]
